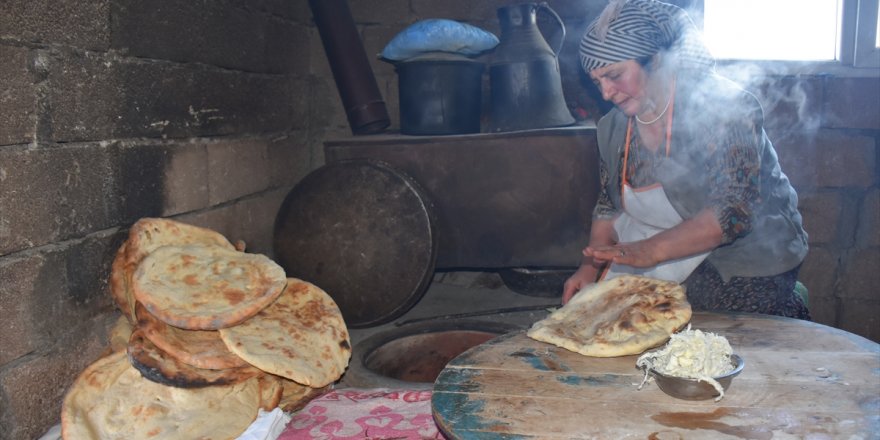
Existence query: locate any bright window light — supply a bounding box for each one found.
[703,0,843,61]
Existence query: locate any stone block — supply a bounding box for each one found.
[310,27,334,79]
[807,295,838,330]
[176,205,245,250]
[797,190,843,245]
[47,50,292,142]
[798,246,838,303]
[0,45,36,146]
[233,188,291,256]
[411,0,508,22]
[0,0,109,50]
[269,132,314,188]
[824,76,880,130]
[111,0,301,74]
[838,299,880,343]
[0,255,46,365]
[774,130,875,189]
[238,0,311,22]
[207,139,271,206]
[309,76,350,133]
[362,24,403,83]
[0,315,112,440]
[289,77,311,131]
[158,142,210,217]
[0,229,120,366]
[0,144,119,255]
[754,75,824,136]
[273,23,312,78]
[856,188,880,247]
[839,248,880,300]
[349,0,410,24]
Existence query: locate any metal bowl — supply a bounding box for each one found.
[649,354,745,401]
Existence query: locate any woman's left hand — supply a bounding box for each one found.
[585,241,658,268]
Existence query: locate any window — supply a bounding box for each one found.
[703,0,842,61]
[676,0,880,68]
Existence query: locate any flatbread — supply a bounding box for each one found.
[136,302,247,370]
[125,217,235,269]
[127,328,261,388]
[218,278,351,388]
[527,275,692,357]
[108,315,134,354]
[108,241,136,323]
[61,351,261,440]
[257,375,284,411]
[132,245,287,330]
[278,379,329,413]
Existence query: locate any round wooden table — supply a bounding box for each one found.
[432,312,880,439]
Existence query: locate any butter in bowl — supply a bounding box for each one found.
[636,326,744,401]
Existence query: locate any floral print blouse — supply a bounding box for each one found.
[592,119,760,245]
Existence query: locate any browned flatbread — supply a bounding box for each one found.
[257,374,284,411]
[125,217,235,269]
[136,302,247,370]
[61,351,261,440]
[132,245,287,330]
[108,314,134,353]
[527,275,692,357]
[127,328,261,388]
[278,379,329,413]
[108,241,136,323]
[218,278,351,388]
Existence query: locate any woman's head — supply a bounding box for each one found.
[588,58,655,117]
[578,0,713,75]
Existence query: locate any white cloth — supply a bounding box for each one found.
[603,182,709,283]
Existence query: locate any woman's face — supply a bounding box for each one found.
[589,60,650,117]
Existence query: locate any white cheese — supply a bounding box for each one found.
[636,325,734,401]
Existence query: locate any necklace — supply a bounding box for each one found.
[635,91,672,125]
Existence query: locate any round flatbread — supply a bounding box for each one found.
[108,314,134,353]
[219,278,351,388]
[527,275,692,357]
[136,302,247,370]
[61,351,261,440]
[132,245,287,330]
[125,217,235,269]
[278,379,329,413]
[127,328,262,388]
[257,375,284,411]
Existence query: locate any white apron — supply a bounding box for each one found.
[602,87,709,283]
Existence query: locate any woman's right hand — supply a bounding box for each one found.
[562,265,599,305]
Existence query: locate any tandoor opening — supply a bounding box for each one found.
[363,330,498,383]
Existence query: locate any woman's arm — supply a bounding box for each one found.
[562,217,618,304]
[587,208,722,268]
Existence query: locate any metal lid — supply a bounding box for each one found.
[273,159,437,328]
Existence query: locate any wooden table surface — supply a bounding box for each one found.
[431,312,880,439]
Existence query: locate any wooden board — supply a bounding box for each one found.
[432,312,880,439]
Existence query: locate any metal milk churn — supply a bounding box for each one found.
[488,2,575,132]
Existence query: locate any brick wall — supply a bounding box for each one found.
[1,0,878,438]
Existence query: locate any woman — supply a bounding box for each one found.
[562,0,810,319]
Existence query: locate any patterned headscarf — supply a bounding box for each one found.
[579,0,714,72]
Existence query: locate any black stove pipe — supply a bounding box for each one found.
[309,0,390,135]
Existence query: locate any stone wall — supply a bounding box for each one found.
[0,0,877,438]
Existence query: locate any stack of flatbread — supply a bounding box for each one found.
[527,275,692,357]
[61,218,352,440]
